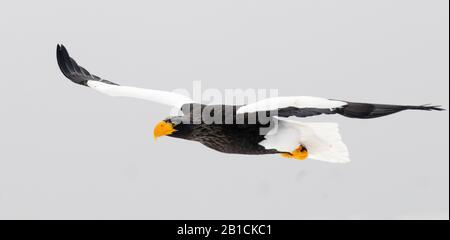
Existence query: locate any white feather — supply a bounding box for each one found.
[260,117,350,163]
[236,96,347,114]
[87,81,193,109]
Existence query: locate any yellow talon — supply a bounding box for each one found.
[280,145,308,160]
[281,152,294,158]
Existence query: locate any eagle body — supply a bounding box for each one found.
[172,104,279,155]
[57,44,444,163]
[176,122,277,155]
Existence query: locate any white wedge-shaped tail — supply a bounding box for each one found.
[260,117,350,163]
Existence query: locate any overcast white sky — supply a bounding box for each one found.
[0,0,448,219]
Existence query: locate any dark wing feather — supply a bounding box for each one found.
[262,102,444,119]
[276,107,335,118]
[335,102,444,119]
[56,44,118,86]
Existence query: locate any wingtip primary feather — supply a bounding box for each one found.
[56,43,77,84]
[424,105,445,111]
[56,43,83,85]
[410,104,446,111]
[56,44,119,87]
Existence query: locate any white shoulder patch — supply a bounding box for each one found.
[237,96,347,114]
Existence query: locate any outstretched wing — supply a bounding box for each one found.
[57,44,194,109]
[237,96,443,119]
[236,96,347,117]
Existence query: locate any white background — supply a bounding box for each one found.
[0,0,448,219]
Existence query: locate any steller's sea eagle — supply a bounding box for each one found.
[57,44,444,163]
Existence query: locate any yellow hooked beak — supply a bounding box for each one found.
[153,121,176,140]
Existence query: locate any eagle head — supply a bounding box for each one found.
[153,116,191,140]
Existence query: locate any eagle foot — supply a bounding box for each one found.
[280,145,308,160]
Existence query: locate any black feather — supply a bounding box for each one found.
[56,44,118,86]
[276,107,335,118]
[335,102,445,119]
[257,101,444,119]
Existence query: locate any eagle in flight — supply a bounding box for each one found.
[57,44,443,163]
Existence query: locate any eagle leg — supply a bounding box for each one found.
[280,145,309,160]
